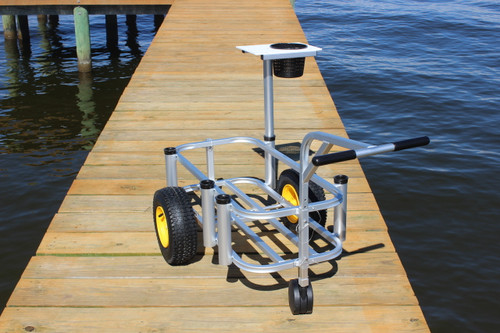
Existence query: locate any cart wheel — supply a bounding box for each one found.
[276,169,327,229]
[153,187,198,265]
[288,279,313,315]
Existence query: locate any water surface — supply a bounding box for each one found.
[296,1,500,331]
[0,13,158,313]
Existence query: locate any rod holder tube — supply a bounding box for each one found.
[333,175,348,241]
[216,194,233,266]
[201,180,216,248]
[164,147,178,187]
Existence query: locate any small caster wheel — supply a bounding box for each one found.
[288,279,313,315]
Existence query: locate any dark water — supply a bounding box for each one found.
[296,1,500,332]
[0,14,158,313]
[1,2,499,332]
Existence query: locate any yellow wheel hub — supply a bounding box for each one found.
[282,184,299,224]
[155,206,169,248]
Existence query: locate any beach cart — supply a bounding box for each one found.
[152,43,429,314]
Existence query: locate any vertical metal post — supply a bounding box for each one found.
[164,147,178,187]
[297,172,310,287]
[74,7,92,72]
[334,175,348,241]
[201,180,216,248]
[206,143,215,180]
[263,59,277,188]
[2,15,17,40]
[216,194,233,266]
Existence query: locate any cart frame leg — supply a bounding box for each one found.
[298,176,311,287]
[216,194,233,266]
[201,179,217,248]
[164,147,178,187]
[334,175,348,241]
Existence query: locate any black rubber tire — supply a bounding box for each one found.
[153,187,198,265]
[288,279,314,315]
[276,169,327,230]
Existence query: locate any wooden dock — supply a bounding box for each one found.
[0,0,429,331]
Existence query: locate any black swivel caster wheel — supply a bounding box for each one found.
[288,279,314,315]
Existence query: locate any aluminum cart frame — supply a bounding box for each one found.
[152,43,430,314]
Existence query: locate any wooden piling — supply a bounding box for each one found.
[154,14,164,31]
[73,7,91,72]
[105,14,118,51]
[37,14,47,26]
[48,14,59,27]
[16,15,29,41]
[2,15,16,39]
[126,14,137,33]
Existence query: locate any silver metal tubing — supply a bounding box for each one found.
[232,251,296,273]
[216,194,233,266]
[334,175,348,241]
[308,239,343,264]
[201,180,217,248]
[165,152,178,187]
[355,143,395,158]
[174,136,338,195]
[222,178,312,253]
[265,141,276,188]
[205,141,215,180]
[220,177,341,224]
[177,154,209,182]
[302,131,371,152]
[297,181,311,287]
[263,59,276,188]
[303,142,333,183]
[263,59,274,140]
[233,216,284,263]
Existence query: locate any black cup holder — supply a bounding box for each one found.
[270,43,307,78]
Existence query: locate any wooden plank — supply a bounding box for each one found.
[73,164,369,180]
[36,229,395,255]
[54,193,380,214]
[94,128,351,142]
[21,253,404,279]
[66,177,372,195]
[46,209,387,232]
[0,306,429,333]
[7,276,417,307]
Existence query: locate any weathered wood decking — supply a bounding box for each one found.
[0,0,429,331]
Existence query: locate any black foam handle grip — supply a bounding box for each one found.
[393,136,430,151]
[312,150,357,166]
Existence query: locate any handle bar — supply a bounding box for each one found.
[312,136,430,166]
